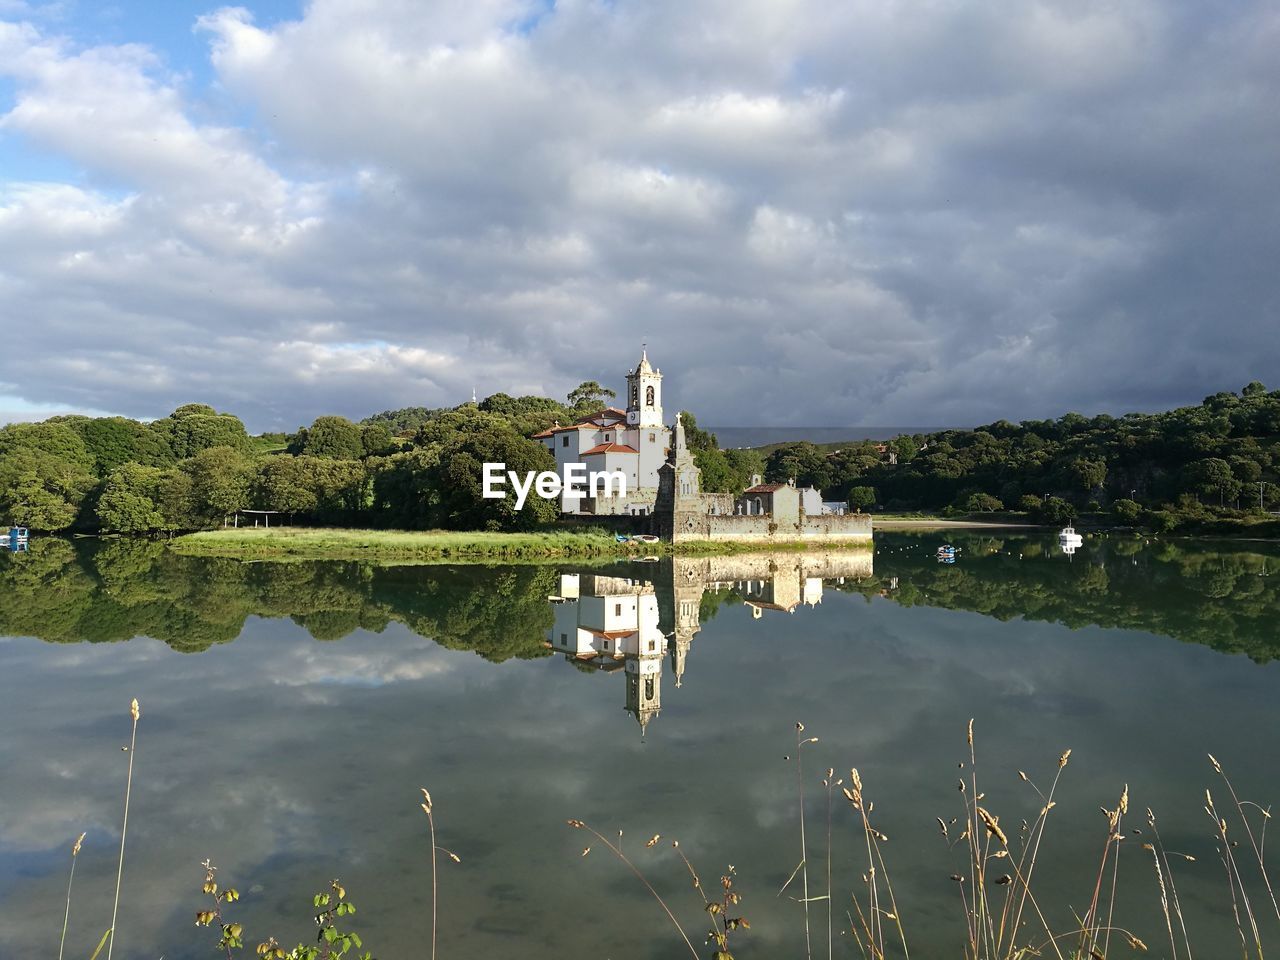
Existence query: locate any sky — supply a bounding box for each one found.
[0,0,1277,433]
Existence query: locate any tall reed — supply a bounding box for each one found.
[107,697,140,960]
[57,831,86,960]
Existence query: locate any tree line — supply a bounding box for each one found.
[3,381,1278,534]
[755,382,1280,530]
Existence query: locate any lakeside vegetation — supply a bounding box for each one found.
[4,533,1277,663]
[170,527,637,561]
[757,381,1280,535]
[2,381,1278,538]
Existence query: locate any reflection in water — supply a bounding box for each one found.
[545,553,875,733]
[3,534,1279,663]
[2,535,1280,958]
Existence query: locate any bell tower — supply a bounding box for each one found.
[626,348,663,428]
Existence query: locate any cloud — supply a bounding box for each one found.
[0,0,1277,430]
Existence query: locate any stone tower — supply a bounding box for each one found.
[656,413,707,542]
[669,565,703,687]
[625,349,664,429]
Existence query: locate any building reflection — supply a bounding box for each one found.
[545,552,874,734]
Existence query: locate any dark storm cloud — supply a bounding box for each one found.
[0,1,1276,431]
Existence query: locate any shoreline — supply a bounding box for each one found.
[167,527,875,563]
[871,519,1041,530]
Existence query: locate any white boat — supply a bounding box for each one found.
[1058,525,1083,545]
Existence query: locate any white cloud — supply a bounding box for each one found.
[0,0,1276,429]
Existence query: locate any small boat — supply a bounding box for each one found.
[1058,525,1083,545]
[615,534,631,543]
[631,534,660,544]
[936,544,957,558]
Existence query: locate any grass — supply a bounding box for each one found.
[170,527,639,562]
[168,526,875,563]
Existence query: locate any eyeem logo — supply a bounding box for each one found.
[482,463,628,509]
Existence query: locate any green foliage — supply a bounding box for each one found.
[0,538,559,659]
[359,424,396,457]
[58,415,176,472]
[0,420,95,471]
[154,407,252,459]
[0,447,96,530]
[1111,498,1142,524]
[360,406,447,437]
[848,486,877,511]
[1034,496,1077,525]
[184,447,256,522]
[289,416,365,460]
[479,393,571,436]
[196,869,374,960]
[854,384,1280,522]
[567,380,617,411]
[963,492,1003,512]
[96,463,169,533]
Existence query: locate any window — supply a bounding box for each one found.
[646,385,655,406]
[562,436,569,447]
[615,603,622,616]
[630,384,638,405]
[648,432,655,442]
[604,433,610,441]
[603,640,610,650]
[645,678,655,699]
[648,640,656,652]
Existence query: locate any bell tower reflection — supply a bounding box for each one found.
[545,552,873,734]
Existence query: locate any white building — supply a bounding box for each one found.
[534,350,670,515]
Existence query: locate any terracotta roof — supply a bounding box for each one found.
[575,407,626,425]
[549,422,597,434]
[582,442,639,456]
[585,628,638,640]
[744,483,788,493]
[531,427,556,438]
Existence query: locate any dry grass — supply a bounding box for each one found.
[569,721,1277,960]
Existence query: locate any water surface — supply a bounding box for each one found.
[2,533,1279,957]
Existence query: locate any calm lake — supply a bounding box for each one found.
[2,532,1279,958]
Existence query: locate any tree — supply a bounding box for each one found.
[848,486,877,512]
[0,452,95,530]
[155,409,251,459]
[964,493,1003,513]
[429,427,557,530]
[1183,458,1241,506]
[184,446,256,523]
[361,423,397,457]
[0,421,95,472]
[96,463,167,533]
[567,381,616,411]
[59,416,175,473]
[1035,496,1077,525]
[1112,499,1142,524]
[255,456,319,516]
[290,415,365,459]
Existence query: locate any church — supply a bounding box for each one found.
[533,349,669,515]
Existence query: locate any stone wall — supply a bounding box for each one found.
[673,550,874,584]
[668,508,873,544]
[798,513,873,540]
